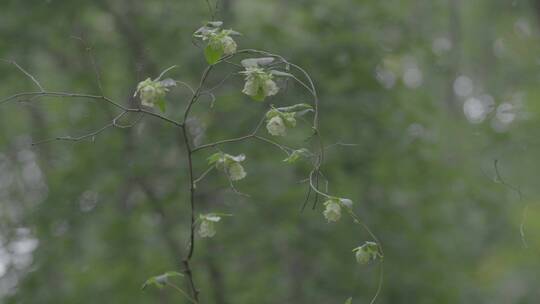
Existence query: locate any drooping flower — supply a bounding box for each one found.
[323,199,342,222]
[352,241,380,265]
[227,162,246,181]
[198,214,222,238]
[354,247,371,264]
[134,78,168,107]
[266,116,287,136]
[208,152,247,181]
[322,197,353,222]
[221,35,237,55]
[241,67,279,101]
[194,22,240,64]
[262,78,279,96]
[264,109,297,137]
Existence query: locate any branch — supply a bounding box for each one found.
[31,111,132,145]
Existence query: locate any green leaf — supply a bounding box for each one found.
[281,112,297,128]
[142,271,183,290]
[345,297,353,304]
[204,44,223,65]
[283,148,310,163]
[265,109,281,119]
[156,99,166,113]
[251,88,266,102]
[207,152,223,165]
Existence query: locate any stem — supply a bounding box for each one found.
[166,282,198,304]
[180,65,214,303]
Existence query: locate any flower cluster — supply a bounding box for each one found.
[208,152,247,181]
[134,78,168,108]
[352,241,380,265]
[264,103,313,136]
[241,66,279,101]
[265,109,296,136]
[133,77,177,112]
[194,21,240,64]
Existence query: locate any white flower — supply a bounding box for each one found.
[353,242,379,265]
[227,162,247,181]
[242,78,259,96]
[198,214,222,238]
[241,67,279,101]
[135,78,167,107]
[263,79,279,97]
[199,220,216,238]
[208,152,247,181]
[221,36,237,55]
[266,116,287,136]
[355,247,371,264]
[323,200,341,222]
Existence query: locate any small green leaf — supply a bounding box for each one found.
[207,152,223,165]
[251,88,266,102]
[283,148,310,163]
[270,70,294,78]
[204,44,223,65]
[345,297,353,304]
[142,271,183,290]
[156,99,166,113]
[265,109,281,119]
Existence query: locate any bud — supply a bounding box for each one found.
[323,199,342,222]
[266,116,287,136]
[339,198,353,209]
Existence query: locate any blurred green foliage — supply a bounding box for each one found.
[1,0,540,303]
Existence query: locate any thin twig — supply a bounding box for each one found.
[166,282,198,304]
[1,59,45,92]
[193,166,214,187]
[70,36,105,95]
[493,159,528,248]
[156,65,178,81]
